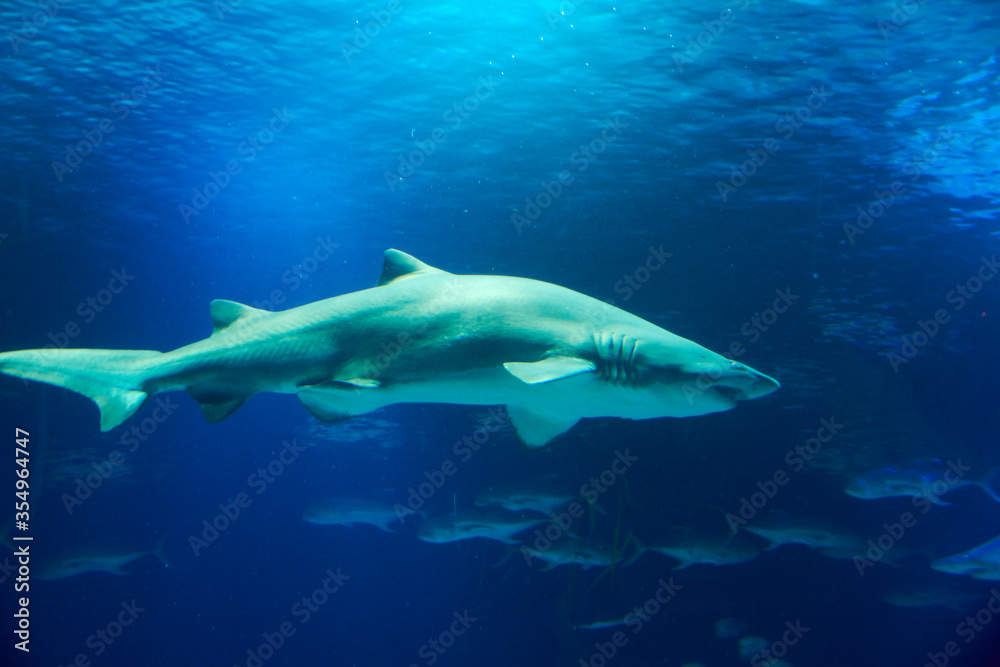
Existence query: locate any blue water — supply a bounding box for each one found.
[1,0,1000,665]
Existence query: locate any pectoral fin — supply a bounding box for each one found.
[503,356,595,385]
[506,404,581,448]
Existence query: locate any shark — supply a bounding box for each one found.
[881,583,981,611]
[0,249,779,447]
[845,459,1000,506]
[647,530,760,569]
[741,511,865,555]
[475,482,578,515]
[302,498,412,532]
[521,537,644,571]
[35,539,170,580]
[417,511,547,545]
[932,535,1000,580]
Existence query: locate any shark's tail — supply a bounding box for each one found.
[0,348,162,431]
[152,534,174,569]
[975,468,1000,504]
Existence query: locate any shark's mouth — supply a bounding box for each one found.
[712,385,747,403]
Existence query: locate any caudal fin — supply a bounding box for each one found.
[976,469,1000,504]
[152,534,174,568]
[0,348,161,431]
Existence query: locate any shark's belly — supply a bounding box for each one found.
[355,369,692,420]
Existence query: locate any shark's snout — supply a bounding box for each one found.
[709,363,780,401]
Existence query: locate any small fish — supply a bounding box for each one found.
[881,584,980,611]
[303,498,412,532]
[36,538,169,580]
[475,484,576,516]
[572,617,632,631]
[932,535,1000,580]
[522,537,642,572]
[418,512,545,545]
[649,530,759,569]
[741,511,863,553]
[845,459,1000,506]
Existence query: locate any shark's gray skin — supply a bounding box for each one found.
[0,250,779,447]
[932,535,1000,580]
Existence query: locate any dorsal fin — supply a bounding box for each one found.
[209,299,269,334]
[377,249,448,287]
